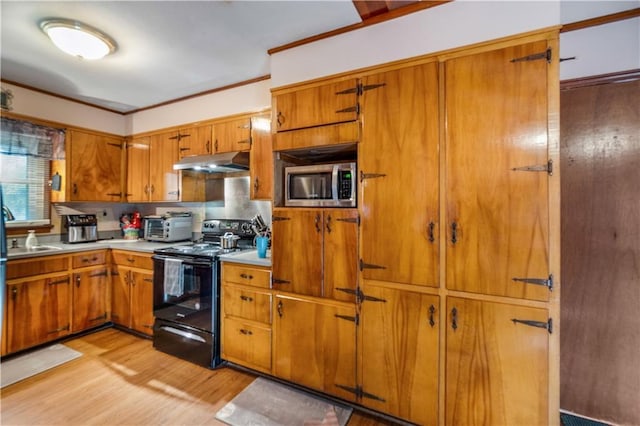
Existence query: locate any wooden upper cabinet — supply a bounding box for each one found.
[446,297,549,426]
[249,113,273,200]
[445,40,551,301]
[213,117,251,153]
[149,132,180,201]
[274,79,359,132]
[178,124,212,158]
[67,129,124,201]
[125,136,151,202]
[126,132,179,202]
[359,62,440,288]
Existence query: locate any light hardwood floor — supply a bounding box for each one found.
[0,329,393,425]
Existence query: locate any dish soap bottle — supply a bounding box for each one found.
[25,230,38,250]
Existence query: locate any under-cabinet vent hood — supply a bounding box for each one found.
[173,151,249,173]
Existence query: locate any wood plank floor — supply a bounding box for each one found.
[0,329,394,425]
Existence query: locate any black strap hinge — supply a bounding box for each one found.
[335,103,360,115]
[272,278,291,285]
[511,48,552,64]
[107,142,123,149]
[512,274,553,291]
[512,159,553,176]
[360,171,386,182]
[511,318,553,334]
[359,259,386,272]
[334,313,359,325]
[336,287,386,304]
[336,216,360,226]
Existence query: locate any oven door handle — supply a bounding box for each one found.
[152,255,213,268]
[159,326,206,343]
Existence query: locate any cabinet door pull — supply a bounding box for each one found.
[214,140,219,152]
[428,221,435,243]
[76,275,81,287]
[277,300,284,318]
[326,214,332,234]
[239,329,253,335]
[276,111,285,127]
[428,304,436,327]
[82,256,99,263]
[206,140,211,153]
[240,273,253,280]
[72,183,78,195]
[126,257,135,263]
[315,213,321,233]
[451,307,458,330]
[254,177,259,192]
[451,222,458,244]
[240,295,254,302]
[11,287,18,300]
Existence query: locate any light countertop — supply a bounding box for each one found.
[6,239,190,260]
[219,249,271,268]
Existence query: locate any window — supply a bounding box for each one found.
[0,117,65,227]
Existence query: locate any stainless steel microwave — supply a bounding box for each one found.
[285,162,356,207]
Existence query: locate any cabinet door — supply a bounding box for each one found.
[179,124,212,157]
[323,209,358,302]
[130,270,155,335]
[5,274,71,353]
[72,268,108,332]
[271,209,323,297]
[274,296,356,401]
[360,286,439,425]
[213,117,251,153]
[359,62,439,287]
[445,41,550,301]
[274,79,359,131]
[68,130,124,201]
[249,113,273,200]
[446,297,549,426]
[149,132,180,202]
[126,136,151,202]
[222,317,272,374]
[111,266,131,327]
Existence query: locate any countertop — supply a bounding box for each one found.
[219,249,271,268]
[6,239,191,260]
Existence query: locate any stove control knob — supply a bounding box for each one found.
[240,223,252,233]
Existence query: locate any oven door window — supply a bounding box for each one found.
[153,256,216,332]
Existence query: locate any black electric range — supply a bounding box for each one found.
[151,218,255,368]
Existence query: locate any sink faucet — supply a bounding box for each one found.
[3,205,15,221]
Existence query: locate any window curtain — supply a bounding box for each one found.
[0,117,65,160]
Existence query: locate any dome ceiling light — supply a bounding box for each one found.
[40,18,117,60]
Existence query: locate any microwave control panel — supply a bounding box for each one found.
[338,170,353,200]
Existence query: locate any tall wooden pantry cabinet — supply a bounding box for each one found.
[270,28,560,426]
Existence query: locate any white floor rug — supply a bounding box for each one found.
[215,377,353,426]
[1,343,82,388]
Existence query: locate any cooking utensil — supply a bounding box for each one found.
[220,232,240,249]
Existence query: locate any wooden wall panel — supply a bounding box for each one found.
[560,78,640,425]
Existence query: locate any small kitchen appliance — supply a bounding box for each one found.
[285,162,356,207]
[151,218,255,368]
[143,212,193,242]
[61,214,98,244]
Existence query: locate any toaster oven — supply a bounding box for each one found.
[143,214,193,242]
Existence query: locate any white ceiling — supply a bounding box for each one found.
[0,1,362,113]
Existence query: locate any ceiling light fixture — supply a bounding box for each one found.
[40,18,117,60]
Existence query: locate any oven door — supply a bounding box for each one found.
[153,319,218,368]
[152,254,218,332]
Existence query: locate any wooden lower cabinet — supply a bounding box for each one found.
[360,285,439,426]
[111,250,154,336]
[5,273,71,354]
[72,267,109,332]
[446,297,549,426]
[273,295,357,402]
[221,263,273,374]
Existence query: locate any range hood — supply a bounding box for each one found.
[173,151,249,173]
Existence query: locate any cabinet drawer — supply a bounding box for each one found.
[223,286,272,324]
[7,255,69,280]
[72,250,107,268]
[112,251,153,269]
[222,264,271,288]
[222,317,271,373]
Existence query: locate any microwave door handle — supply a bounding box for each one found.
[332,165,339,202]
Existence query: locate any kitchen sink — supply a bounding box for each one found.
[9,245,63,254]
